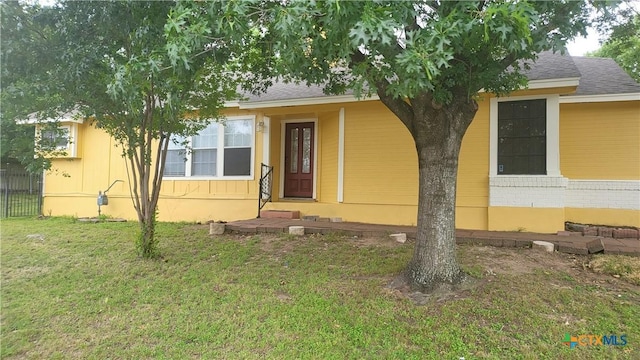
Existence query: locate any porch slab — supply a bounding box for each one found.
[225,218,640,257]
[259,210,300,219]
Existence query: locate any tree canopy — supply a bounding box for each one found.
[1,2,61,170]
[591,9,639,82]
[169,0,619,291]
[2,0,256,257]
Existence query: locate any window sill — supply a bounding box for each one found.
[163,176,254,181]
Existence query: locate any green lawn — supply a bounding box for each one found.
[1,217,638,359]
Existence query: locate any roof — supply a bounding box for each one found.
[242,81,344,103]
[521,51,581,81]
[18,108,85,125]
[571,56,640,95]
[238,52,639,107]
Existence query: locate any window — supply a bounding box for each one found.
[41,127,70,150]
[497,99,546,175]
[223,120,252,176]
[163,118,254,179]
[37,124,79,157]
[164,135,187,176]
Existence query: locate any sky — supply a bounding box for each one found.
[566,29,601,56]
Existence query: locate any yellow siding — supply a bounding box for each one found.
[257,99,492,228]
[43,112,265,221]
[41,96,638,230]
[342,101,418,205]
[560,101,640,180]
[457,96,490,209]
[488,207,565,233]
[565,208,640,228]
[266,201,420,225]
[318,111,339,203]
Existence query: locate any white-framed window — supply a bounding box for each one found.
[37,123,79,157]
[497,99,547,175]
[490,94,561,177]
[488,94,566,208]
[163,116,255,180]
[41,127,69,149]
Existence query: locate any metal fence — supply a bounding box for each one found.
[0,168,43,217]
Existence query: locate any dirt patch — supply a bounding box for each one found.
[384,273,481,305]
[348,234,406,248]
[459,245,585,276]
[382,243,640,304]
[224,232,640,302]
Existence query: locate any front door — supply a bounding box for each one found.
[284,122,314,198]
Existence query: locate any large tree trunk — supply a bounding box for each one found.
[403,95,478,292]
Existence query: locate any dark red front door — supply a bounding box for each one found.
[284,122,314,198]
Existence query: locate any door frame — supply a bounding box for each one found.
[279,118,318,199]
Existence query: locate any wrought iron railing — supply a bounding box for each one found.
[258,163,274,218]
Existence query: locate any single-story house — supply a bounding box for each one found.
[35,52,640,232]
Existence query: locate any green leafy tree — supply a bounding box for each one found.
[1,2,65,172]
[591,10,640,81]
[171,0,616,291]
[2,1,247,257]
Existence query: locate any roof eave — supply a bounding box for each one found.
[17,115,85,125]
[560,93,640,103]
[236,94,379,110]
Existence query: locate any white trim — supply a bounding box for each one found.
[480,78,579,94]
[489,94,561,177]
[224,101,240,108]
[278,118,318,199]
[546,95,561,176]
[489,178,640,210]
[238,94,379,110]
[489,176,568,208]
[262,116,270,165]
[560,93,640,103]
[337,108,345,203]
[526,77,580,90]
[163,115,256,181]
[37,123,79,158]
[19,110,85,125]
[566,180,640,210]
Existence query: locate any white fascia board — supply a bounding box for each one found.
[230,77,590,109]
[224,101,241,108]
[480,77,580,94]
[559,93,640,103]
[237,94,379,109]
[526,77,580,90]
[17,111,85,125]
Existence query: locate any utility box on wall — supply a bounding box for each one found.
[97,192,108,206]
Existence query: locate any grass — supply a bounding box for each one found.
[2,217,639,359]
[589,255,640,286]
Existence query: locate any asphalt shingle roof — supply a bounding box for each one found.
[521,51,582,80]
[241,52,639,104]
[571,56,640,95]
[243,81,338,102]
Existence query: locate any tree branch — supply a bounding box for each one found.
[375,78,414,132]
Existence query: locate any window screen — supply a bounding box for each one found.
[497,99,546,175]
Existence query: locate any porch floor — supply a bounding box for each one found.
[225,218,640,257]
